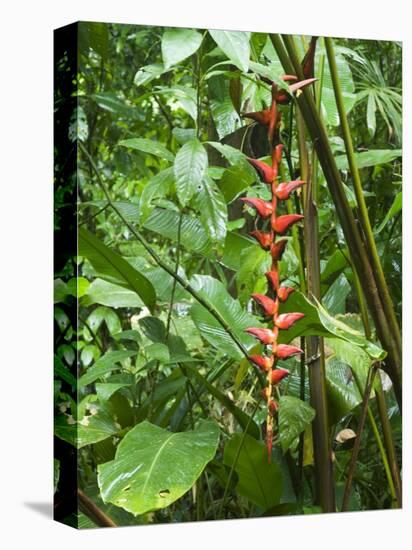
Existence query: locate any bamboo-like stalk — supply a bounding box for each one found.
[270,34,402,410]
[324,37,402,356]
[297,107,335,512]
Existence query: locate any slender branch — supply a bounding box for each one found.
[78,142,255,367]
[77,489,117,528]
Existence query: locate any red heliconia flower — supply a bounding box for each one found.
[240,197,273,219]
[271,368,290,384]
[247,158,275,184]
[275,180,306,200]
[249,354,274,372]
[275,312,305,330]
[268,399,279,414]
[274,144,284,164]
[276,344,303,359]
[243,108,272,126]
[250,230,272,250]
[281,74,298,82]
[245,327,276,345]
[266,270,279,291]
[277,286,295,302]
[273,214,304,234]
[252,293,277,316]
[271,238,288,261]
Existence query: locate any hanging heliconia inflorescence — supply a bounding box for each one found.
[241,48,318,461]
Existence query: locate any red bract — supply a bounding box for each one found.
[247,158,275,184]
[249,354,274,372]
[243,108,272,126]
[250,230,272,250]
[245,327,275,345]
[266,270,279,291]
[240,197,273,218]
[275,312,305,329]
[288,77,317,94]
[252,293,277,316]
[271,238,288,260]
[276,344,303,359]
[271,368,290,384]
[277,286,295,302]
[275,180,306,200]
[274,144,284,164]
[273,214,304,234]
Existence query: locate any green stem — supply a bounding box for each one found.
[352,371,398,507]
[324,37,401,357]
[342,363,377,511]
[270,34,402,411]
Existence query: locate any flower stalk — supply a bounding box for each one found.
[241,78,314,461]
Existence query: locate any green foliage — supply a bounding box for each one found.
[54,23,402,526]
[97,420,219,515]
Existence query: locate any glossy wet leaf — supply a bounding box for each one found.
[195,175,228,243]
[97,420,219,515]
[223,433,282,510]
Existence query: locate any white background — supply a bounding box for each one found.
[0,0,410,548]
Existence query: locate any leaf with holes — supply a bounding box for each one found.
[97,420,219,515]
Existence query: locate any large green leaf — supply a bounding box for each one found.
[195,176,228,243]
[79,350,138,388]
[223,433,283,510]
[79,227,156,311]
[134,63,168,87]
[209,30,250,72]
[119,138,174,162]
[161,28,203,68]
[97,420,219,515]
[335,149,402,171]
[278,396,315,453]
[189,275,259,359]
[278,291,385,360]
[174,139,208,206]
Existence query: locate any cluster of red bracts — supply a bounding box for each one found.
[239,66,316,461]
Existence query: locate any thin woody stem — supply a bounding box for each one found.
[78,142,263,382]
